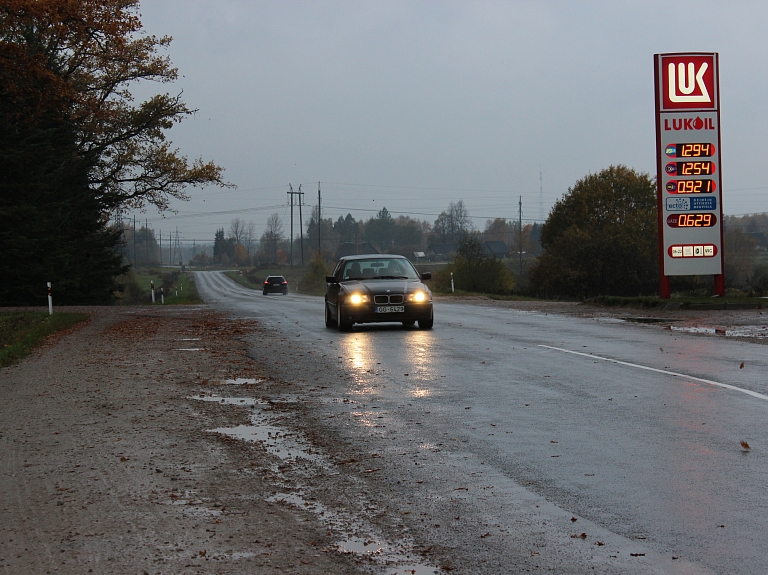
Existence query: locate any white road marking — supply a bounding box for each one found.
[539,345,768,402]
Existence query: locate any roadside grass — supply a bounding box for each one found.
[0,311,89,368]
[127,270,202,305]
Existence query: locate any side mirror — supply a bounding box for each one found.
[326,276,338,284]
[421,272,432,280]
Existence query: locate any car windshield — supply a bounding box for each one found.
[342,258,419,281]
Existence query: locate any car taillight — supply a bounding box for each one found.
[282,281,288,285]
[264,281,269,285]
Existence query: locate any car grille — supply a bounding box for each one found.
[374,295,403,304]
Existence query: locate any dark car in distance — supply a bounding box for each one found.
[263,275,288,295]
[324,255,433,331]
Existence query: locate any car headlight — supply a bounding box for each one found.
[348,293,369,304]
[407,291,427,303]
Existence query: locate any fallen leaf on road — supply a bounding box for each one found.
[571,533,587,539]
[741,440,751,450]
[571,517,577,522]
[480,532,491,538]
[740,362,745,369]
[630,553,645,557]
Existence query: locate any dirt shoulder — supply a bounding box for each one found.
[0,306,366,575]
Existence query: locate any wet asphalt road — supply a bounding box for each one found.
[195,271,768,574]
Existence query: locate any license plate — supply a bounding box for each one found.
[375,305,404,313]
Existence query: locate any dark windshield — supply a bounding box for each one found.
[342,258,419,281]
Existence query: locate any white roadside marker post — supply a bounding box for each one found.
[161,287,164,304]
[450,272,455,293]
[151,281,155,304]
[47,282,53,315]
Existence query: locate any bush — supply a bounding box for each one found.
[440,235,515,294]
[298,254,331,295]
[116,270,146,304]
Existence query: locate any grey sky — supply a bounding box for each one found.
[131,1,768,243]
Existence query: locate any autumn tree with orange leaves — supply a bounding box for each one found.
[0,0,230,304]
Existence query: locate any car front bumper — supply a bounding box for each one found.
[340,302,432,324]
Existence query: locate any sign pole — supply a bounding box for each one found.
[654,56,671,299]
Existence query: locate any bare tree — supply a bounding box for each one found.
[243,221,257,255]
[433,200,473,244]
[260,214,284,263]
[229,218,246,245]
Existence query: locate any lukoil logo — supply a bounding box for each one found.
[663,117,715,131]
[668,62,710,103]
[660,54,716,110]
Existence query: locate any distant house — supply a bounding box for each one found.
[426,243,457,261]
[483,240,510,259]
[334,242,379,259]
[745,231,768,250]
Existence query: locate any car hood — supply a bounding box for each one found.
[341,279,428,295]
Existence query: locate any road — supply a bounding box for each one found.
[195,271,768,575]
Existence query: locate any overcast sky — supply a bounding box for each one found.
[130,1,768,244]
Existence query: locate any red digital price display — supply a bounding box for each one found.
[666,213,717,228]
[665,143,715,158]
[665,179,716,194]
[665,161,716,176]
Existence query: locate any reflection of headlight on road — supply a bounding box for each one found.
[349,293,368,304]
[408,291,427,302]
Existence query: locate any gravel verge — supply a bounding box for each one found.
[0,305,367,575]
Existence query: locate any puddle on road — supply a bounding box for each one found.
[191,394,321,463]
[191,395,262,407]
[192,393,437,574]
[268,491,438,575]
[175,348,204,351]
[178,338,202,341]
[222,377,263,385]
[671,325,768,337]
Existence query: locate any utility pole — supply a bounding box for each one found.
[539,166,544,223]
[287,184,306,266]
[318,181,322,254]
[288,185,294,267]
[145,218,149,264]
[171,227,183,266]
[159,230,162,265]
[133,215,136,267]
[298,184,304,265]
[518,195,523,277]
